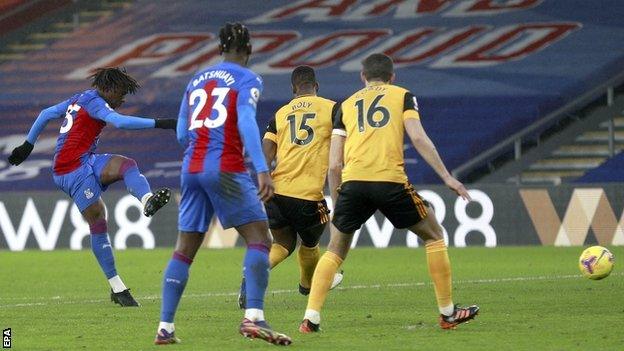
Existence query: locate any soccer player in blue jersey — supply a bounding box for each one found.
[8,68,176,306]
[154,23,291,346]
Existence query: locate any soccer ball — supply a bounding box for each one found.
[578,246,615,280]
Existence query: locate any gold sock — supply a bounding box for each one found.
[306,251,343,312]
[425,239,453,311]
[269,243,290,269]
[297,245,320,289]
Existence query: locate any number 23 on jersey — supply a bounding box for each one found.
[188,86,230,130]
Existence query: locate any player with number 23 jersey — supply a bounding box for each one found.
[156,23,291,346]
[175,60,267,230]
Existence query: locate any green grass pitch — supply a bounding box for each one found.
[1,247,622,350]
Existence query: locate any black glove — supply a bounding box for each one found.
[8,141,34,166]
[154,119,177,130]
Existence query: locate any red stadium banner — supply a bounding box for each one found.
[0,0,623,188]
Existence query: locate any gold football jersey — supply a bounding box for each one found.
[264,95,336,201]
[333,82,420,183]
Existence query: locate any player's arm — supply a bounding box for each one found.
[329,102,345,205]
[8,99,71,166]
[262,118,278,168]
[99,112,177,130]
[328,135,345,205]
[237,76,273,202]
[403,92,471,201]
[87,97,176,130]
[176,90,190,146]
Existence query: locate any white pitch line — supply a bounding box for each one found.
[1,272,621,308]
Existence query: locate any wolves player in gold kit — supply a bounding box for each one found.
[238,66,342,309]
[299,54,479,333]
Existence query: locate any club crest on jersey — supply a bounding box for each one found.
[84,188,94,199]
[250,87,260,102]
[248,87,261,108]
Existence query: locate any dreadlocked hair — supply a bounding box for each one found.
[89,67,140,95]
[219,22,252,55]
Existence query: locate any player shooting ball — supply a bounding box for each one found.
[8,67,177,307]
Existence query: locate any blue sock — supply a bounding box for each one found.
[89,219,117,279]
[120,158,151,200]
[160,252,192,323]
[244,244,270,310]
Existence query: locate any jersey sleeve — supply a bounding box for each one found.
[84,95,115,120]
[26,99,72,144]
[176,89,190,146]
[236,74,269,173]
[86,96,155,129]
[238,74,263,110]
[263,118,277,143]
[331,101,346,137]
[403,91,421,120]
